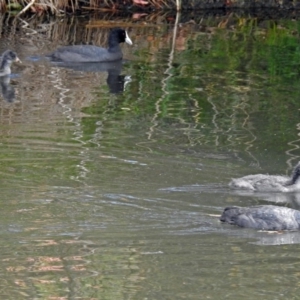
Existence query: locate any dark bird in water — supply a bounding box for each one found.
[220,205,300,231]
[229,162,300,192]
[49,28,133,63]
[0,50,21,76]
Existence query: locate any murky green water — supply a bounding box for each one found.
[0,13,300,299]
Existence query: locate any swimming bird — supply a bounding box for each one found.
[0,50,21,76]
[229,162,300,192]
[49,28,133,63]
[220,205,300,231]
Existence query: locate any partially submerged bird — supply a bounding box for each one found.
[229,162,300,192]
[0,50,21,76]
[49,28,133,63]
[220,205,300,231]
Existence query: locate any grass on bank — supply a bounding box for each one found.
[0,0,121,14]
[1,0,176,14]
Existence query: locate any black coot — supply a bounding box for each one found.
[49,28,133,63]
[229,162,300,192]
[220,205,300,230]
[0,50,21,76]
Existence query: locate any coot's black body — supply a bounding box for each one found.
[220,205,300,231]
[229,162,300,192]
[49,28,132,63]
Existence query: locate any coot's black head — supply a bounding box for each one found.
[2,50,20,63]
[108,28,133,48]
[0,50,21,70]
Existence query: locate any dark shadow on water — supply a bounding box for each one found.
[51,60,131,94]
[0,75,16,103]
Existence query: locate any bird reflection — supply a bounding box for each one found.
[51,60,130,94]
[0,75,15,102]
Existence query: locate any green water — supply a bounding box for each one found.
[0,13,299,299]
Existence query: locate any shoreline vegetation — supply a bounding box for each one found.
[2,0,300,16]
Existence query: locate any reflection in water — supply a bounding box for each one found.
[50,60,130,94]
[0,75,15,102]
[222,222,300,245]
[232,190,300,210]
[162,182,300,210]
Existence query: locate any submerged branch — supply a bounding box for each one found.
[16,0,35,17]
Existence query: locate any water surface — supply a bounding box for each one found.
[0,13,300,299]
